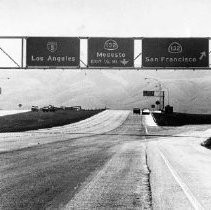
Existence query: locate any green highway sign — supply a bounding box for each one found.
[88,38,134,68]
[27,37,80,68]
[142,38,209,68]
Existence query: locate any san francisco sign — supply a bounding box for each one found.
[142,38,209,68]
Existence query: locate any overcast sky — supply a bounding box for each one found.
[0,0,211,111]
[0,0,211,37]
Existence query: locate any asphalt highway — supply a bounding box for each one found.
[1,110,211,209]
[0,110,152,209]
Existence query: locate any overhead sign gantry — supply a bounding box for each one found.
[0,36,210,70]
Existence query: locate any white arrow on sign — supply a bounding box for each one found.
[120,59,129,66]
[199,51,206,60]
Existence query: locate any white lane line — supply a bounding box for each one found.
[141,116,148,135]
[144,126,148,134]
[159,149,204,210]
[141,114,157,134]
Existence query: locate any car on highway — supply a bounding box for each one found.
[142,108,150,115]
[133,108,140,115]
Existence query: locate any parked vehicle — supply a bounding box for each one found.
[41,105,57,112]
[48,105,56,112]
[41,106,50,112]
[31,106,39,112]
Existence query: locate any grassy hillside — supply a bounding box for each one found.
[0,109,104,132]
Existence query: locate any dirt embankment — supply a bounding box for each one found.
[152,112,211,126]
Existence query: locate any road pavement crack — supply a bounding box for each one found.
[143,145,152,209]
[62,141,153,209]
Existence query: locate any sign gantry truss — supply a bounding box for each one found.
[0,36,210,70]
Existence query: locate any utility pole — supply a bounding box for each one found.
[162,91,165,111]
